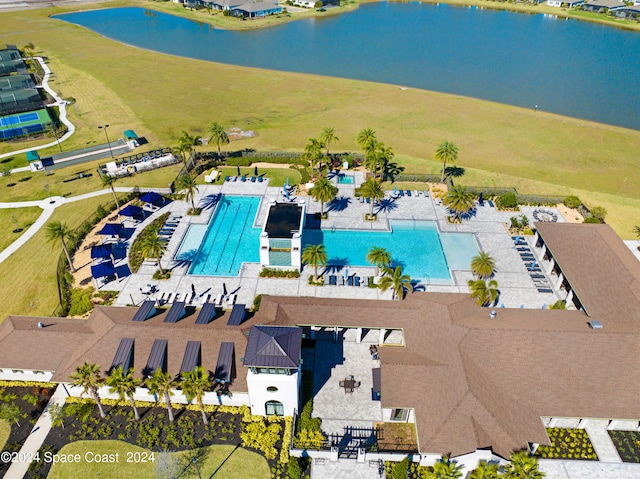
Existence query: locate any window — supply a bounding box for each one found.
[266,386,279,392]
[265,400,284,416]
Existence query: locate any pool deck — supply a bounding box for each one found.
[111,177,565,310]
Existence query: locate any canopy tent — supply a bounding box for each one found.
[98,223,123,236]
[91,260,116,279]
[124,129,138,140]
[119,205,143,218]
[26,150,40,162]
[139,191,165,206]
[90,244,113,259]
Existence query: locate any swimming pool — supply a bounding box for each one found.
[337,174,354,184]
[303,220,478,284]
[176,196,478,281]
[176,196,262,276]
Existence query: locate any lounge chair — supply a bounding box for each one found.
[225,176,231,182]
[488,200,495,207]
[406,190,412,196]
[354,276,361,287]
[258,176,263,182]
[166,292,176,304]
[214,294,224,306]
[183,292,194,304]
[251,176,257,182]
[365,197,371,204]
[347,276,354,286]
[399,190,404,197]
[226,294,237,306]
[200,294,211,306]
[329,275,337,286]
[158,292,168,305]
[339,276,345,286]
[538,288,553,293]
[530,274,545,279]
[241,175,247,182]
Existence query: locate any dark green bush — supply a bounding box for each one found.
[68,287,95,316]
[496,192,518,209]
[287,457,303,479]
[252,294,262,312]
[583,217,601,224]
[563,195,582,209]
[590,206,607,221]
[259,267,300,278]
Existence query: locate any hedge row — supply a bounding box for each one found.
[225,156,306,167]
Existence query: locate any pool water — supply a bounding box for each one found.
[337,175,354,184]
[303,220,478,284]
[176,196,478,281]
[176,196,261,276]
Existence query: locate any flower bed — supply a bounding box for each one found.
[608,430,640,463]
[535,428,598,460]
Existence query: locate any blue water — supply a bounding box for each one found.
[337,174,354,184]
[303,220,478,283]
[55,5,640,130]
[179,195,262,276]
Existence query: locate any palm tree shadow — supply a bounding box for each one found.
[326,196,351,212]
[375,198,398,214]
[444,166,465,178]
[200,193,222,211]
[411,280,426,292]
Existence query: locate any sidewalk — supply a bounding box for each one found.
[3,384,68,479]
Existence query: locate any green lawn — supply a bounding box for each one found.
[0,208,42,253]
[0,419,9,451]
[46,440,270,479]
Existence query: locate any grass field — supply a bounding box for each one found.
[0,419,9,451]
[0,208,42,253]
[46,441,270,479]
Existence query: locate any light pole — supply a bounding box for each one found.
[52,123,62,152]
[98,124,114,159]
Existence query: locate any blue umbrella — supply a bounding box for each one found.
[98,223,122,236]
[139,191,165,205]
[91,244,113,259]
[120,205,143,217]
[91,260,115,279]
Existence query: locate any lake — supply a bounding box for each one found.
[55,4,640,130]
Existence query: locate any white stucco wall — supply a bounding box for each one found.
[247,369,299,416]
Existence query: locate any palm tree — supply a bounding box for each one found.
[356,127,376,152]
[468,279,499,307]
[176,173,199,213]
[356,179,385,217]
[106,366,142,421]
[70,362,106,418]
[319,127,338,157]
[178,131,202,166]
[139,231,167,274]
[470,251,496,280]
[45,221,76,272]
[502,450,544,479]
[303,137,325,176]
[434,140,459,182]
[366,246,391,276]
[101,174,120,214]
[308,177,338,217]
[181,366,211,425]
[432,455,463,479]
[146,368,175,423]
[207,122,229,158]
[302,244,328,282]
[378,265,413,300]
[443,185,475,222]
[469,460,500,479]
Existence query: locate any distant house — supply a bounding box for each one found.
[204,0,282,16]
[293,0,316,7]
[581,0,625,13]
[546,0,584,6]
[615,4,640,17]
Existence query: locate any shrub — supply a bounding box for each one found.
[260,268,300,278]
[292,428,325,449]
[252,294,262,312]
[583,217,601,224]
[287,457,302,479]
[241,419,282,459]
[563,195,582,209]
[549,300,567,310]
[590,206,607,221]
[496,192,518,209]
[68,287,95,316]
[129,213,170,272]
[392,456,410,479]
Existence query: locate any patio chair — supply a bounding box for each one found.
[258,176,263,182]
[354,276,361,287]
[225,176,231,182]
[214,294,224,306]
[339,276,345,286]
[200,294,211,306]
[406,190,412,196]
[399,190,404,197]
[251,176,257,182]
[329,275,337,286]
[347,276,354,286]
[183,292,194,304]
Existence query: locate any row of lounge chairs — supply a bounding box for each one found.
[200,293,236,307]
[158,214,181,243]
[157,291,194,305]
[327,275,372,287]
[513,236,553,293]
[116,148,171,168]
[224,175,264,183]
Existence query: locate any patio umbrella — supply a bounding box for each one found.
[254,166,258,176]
[191,283,196,296]
[90,244,113,260]
[222,282,228,295]
[120,205,143,217]
[98,223,122,236]
[344,267,349,279]
[237,166,241,176]
[139,191,165,206]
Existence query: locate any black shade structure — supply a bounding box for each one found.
[144,339,168,376]
[110,338,134,373]
[180,341,201,373]
[226,304,246,326]
[195,303,217,325]
[243,325,302,369]
[215,342,235,383]
[164,302,186,323]
[264,203,303,238]
[131,300,156,322]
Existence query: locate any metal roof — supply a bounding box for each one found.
[110,338,134,372]
[144,339,167,376]
[131,300,156,322]
[164,302,186,323]
[226,304,246,326]
[179,341,201,373]
[243,325,301,368]
[195,303,217,325]
[215,342,235,383]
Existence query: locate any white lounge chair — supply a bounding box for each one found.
[183,292,193,304]
[166,292,176,304]
[200,294,211,306]
[225,294,236,306]
[214,294,224,306]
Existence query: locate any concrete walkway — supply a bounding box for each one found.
[4,384,68,479]
[0,187,171,265]
[0,57,76,162]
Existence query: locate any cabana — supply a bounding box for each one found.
[139,192,166,209]
[119,204,143,219]
[90,244,114,263]
[91,260,117,287]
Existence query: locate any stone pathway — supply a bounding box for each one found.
[311,458,384,479]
